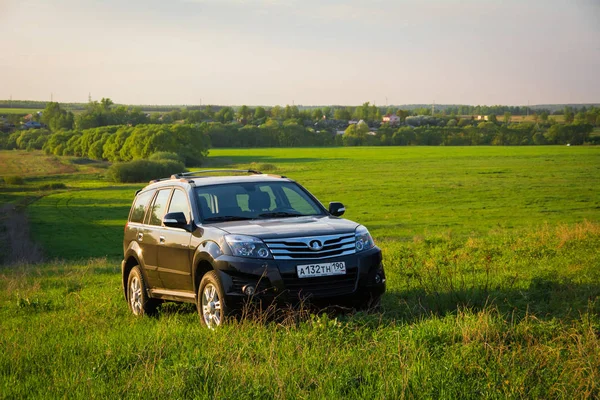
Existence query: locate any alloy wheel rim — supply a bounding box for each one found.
[201,283,222,328]
[130,276,142,315]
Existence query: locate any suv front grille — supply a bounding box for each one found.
[281,269,358,299]
[264,233,356,260]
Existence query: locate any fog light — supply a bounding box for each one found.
[374,274,382,284]
[257,248,270,258]
[242,285,256,296]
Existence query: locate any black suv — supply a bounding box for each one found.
[122,170,385,328]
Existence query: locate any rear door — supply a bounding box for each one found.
[141,188,173,288]
[157,188,194,292]
[126,189,162,288]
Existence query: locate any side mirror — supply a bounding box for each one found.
[163,212,189,230]
[328,202,345,217]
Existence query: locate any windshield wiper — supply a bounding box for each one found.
[258,211,303,218]
[203,216,254,222]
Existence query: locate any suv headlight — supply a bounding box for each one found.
[355,225,374,252]
[224,235,272,259]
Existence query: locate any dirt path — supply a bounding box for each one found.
[0,204,43,264]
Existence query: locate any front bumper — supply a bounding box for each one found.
[212,246,385,308]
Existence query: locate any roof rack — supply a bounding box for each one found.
[170,169,262,179]
[148,169,286,184]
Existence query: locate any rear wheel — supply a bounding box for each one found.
[127,266,159,316]
[198,271,229,328]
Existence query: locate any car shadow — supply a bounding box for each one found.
[378,277,599,323]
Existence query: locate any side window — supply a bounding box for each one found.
[147,189,172,226]
[129,190,155,223]
[167,189,191,223]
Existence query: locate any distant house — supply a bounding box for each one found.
[348,120,358,125]
[22,121,42,129]
[382,114,401,125]
[476,115,489,121]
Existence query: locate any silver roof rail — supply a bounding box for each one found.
[170,169,262,179]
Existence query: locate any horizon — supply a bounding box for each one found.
[1,0,599,105]
[1,99,599,109]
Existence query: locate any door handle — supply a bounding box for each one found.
[137,233,144,241]
[159,236,166,244]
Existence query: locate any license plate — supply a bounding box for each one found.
[297,262,346,278]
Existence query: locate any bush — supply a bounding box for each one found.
[149,151,183,162]
[107,159,185,183]
[4,176,25,185]
[38,182,67,190]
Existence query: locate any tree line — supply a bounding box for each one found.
[5,99,600,130]
[1,101,597,167]
[0,124,210,166]
[1,119,594,165]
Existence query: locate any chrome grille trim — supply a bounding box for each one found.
[264,233,356,260]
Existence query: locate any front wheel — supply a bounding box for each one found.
[197,271,229,329]
[127,266,159,316]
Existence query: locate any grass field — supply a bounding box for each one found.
[505,115,565,123]
[1,147,599,398]
[0,151,77,177]
[0,107,42,115]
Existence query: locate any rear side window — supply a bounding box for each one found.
[147,189,172,226]
[129,190,155,223]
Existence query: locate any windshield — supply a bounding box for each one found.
[195,181,325,222]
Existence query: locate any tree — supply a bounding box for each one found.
[215,107,235,123]
[312,108,323,121]
[564,107,575,123]
[100,98,114,111]
[270,106,283,119]
[237,105,251,123]
[204,105,215,119]
[503,112,511,124]
[334,108,351,120]
[41,102,75,132]
[395,109,409,122]
[254,107,266,120]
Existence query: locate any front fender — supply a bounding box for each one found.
[191,240,223,290]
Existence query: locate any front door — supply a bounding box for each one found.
[157,189,194,292]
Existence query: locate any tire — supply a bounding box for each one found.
[127,266,159,317]
[197,271,229,329]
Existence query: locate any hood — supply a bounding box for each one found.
[209,216,359,239]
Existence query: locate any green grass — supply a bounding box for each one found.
[0,107,42,115]
[1,146,599,398]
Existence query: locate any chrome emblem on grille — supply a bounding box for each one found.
[309,240,323,251]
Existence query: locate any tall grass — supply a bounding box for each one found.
[0,223,598,398]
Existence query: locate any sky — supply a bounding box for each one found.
[0,0,599,106]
